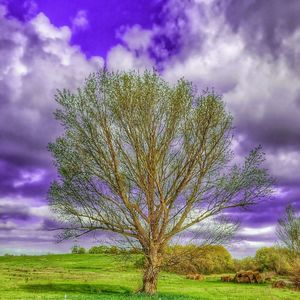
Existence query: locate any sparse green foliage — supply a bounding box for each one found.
[49,70,273,294]
[277,204,300,256]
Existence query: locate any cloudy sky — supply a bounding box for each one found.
[0,0,299,257]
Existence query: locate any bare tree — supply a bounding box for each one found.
[277,204,300,256]
[48,70,273,294]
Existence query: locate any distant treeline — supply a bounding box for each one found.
[71,245,141,255]
[71,244,298,275]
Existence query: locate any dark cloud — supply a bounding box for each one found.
[40,218,60,231]
[222,0,300,63]
[0,160,55,199]
[0,204,30,221]
[0,221,17,231]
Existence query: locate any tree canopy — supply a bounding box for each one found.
[48,70,273,294]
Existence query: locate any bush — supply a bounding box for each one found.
[233,247,294,275]
[234,257,259,272]
[77,247,86,254]
[88,245,142,255]
[290,259,300,290]
[88,245,111,254]
[71,245,86,254]
[255,247,292,275]
[162,244,234,275]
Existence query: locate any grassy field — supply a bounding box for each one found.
[0,254,299,300]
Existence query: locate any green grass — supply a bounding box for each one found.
[0,254,299,300]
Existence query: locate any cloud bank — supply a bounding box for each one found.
[0,0,300,256]
[0,5,103,253]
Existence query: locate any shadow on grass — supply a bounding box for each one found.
[23,283,131,295]
[22,283,198,299]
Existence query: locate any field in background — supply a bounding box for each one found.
[0,254,299,300]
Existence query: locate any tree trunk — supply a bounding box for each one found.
[141,261,160,294]
[140,247,162,294]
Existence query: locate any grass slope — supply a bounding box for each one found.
[0,254,299,300]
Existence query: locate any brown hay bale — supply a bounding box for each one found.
[221,276,232,282]
[233,270,263,284]
[272,280,286,289]
[186,273,204,281]
[253,271,263,283]
[195,274,204,281]
[239,276,251,283]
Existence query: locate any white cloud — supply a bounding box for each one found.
[239,225,275,236]
[115,0,300,181]
[13,169,45,188]
[266,150,300,183]
[0,196,52,219]
[32,13,71,41]
[29,205,52,218]
[72,10,89,31]
[0,9,104,167]
[229,240,275,258]
[107,44,154,72]
[119,24,153,51]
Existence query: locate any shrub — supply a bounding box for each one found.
[290,260,300,290]
[88,245,142,255]
[71,245,86,254]
[71,245,79,254]
[233,257,259,272]
[109,246,120,254]
[255,247,292,274]
[88,245,110,254]
[162,244,234,275]
[77,247,86,254]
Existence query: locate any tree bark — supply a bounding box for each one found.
[141,262,160,294]
[140,247,163,294]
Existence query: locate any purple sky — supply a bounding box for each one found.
[0,0,300,257]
